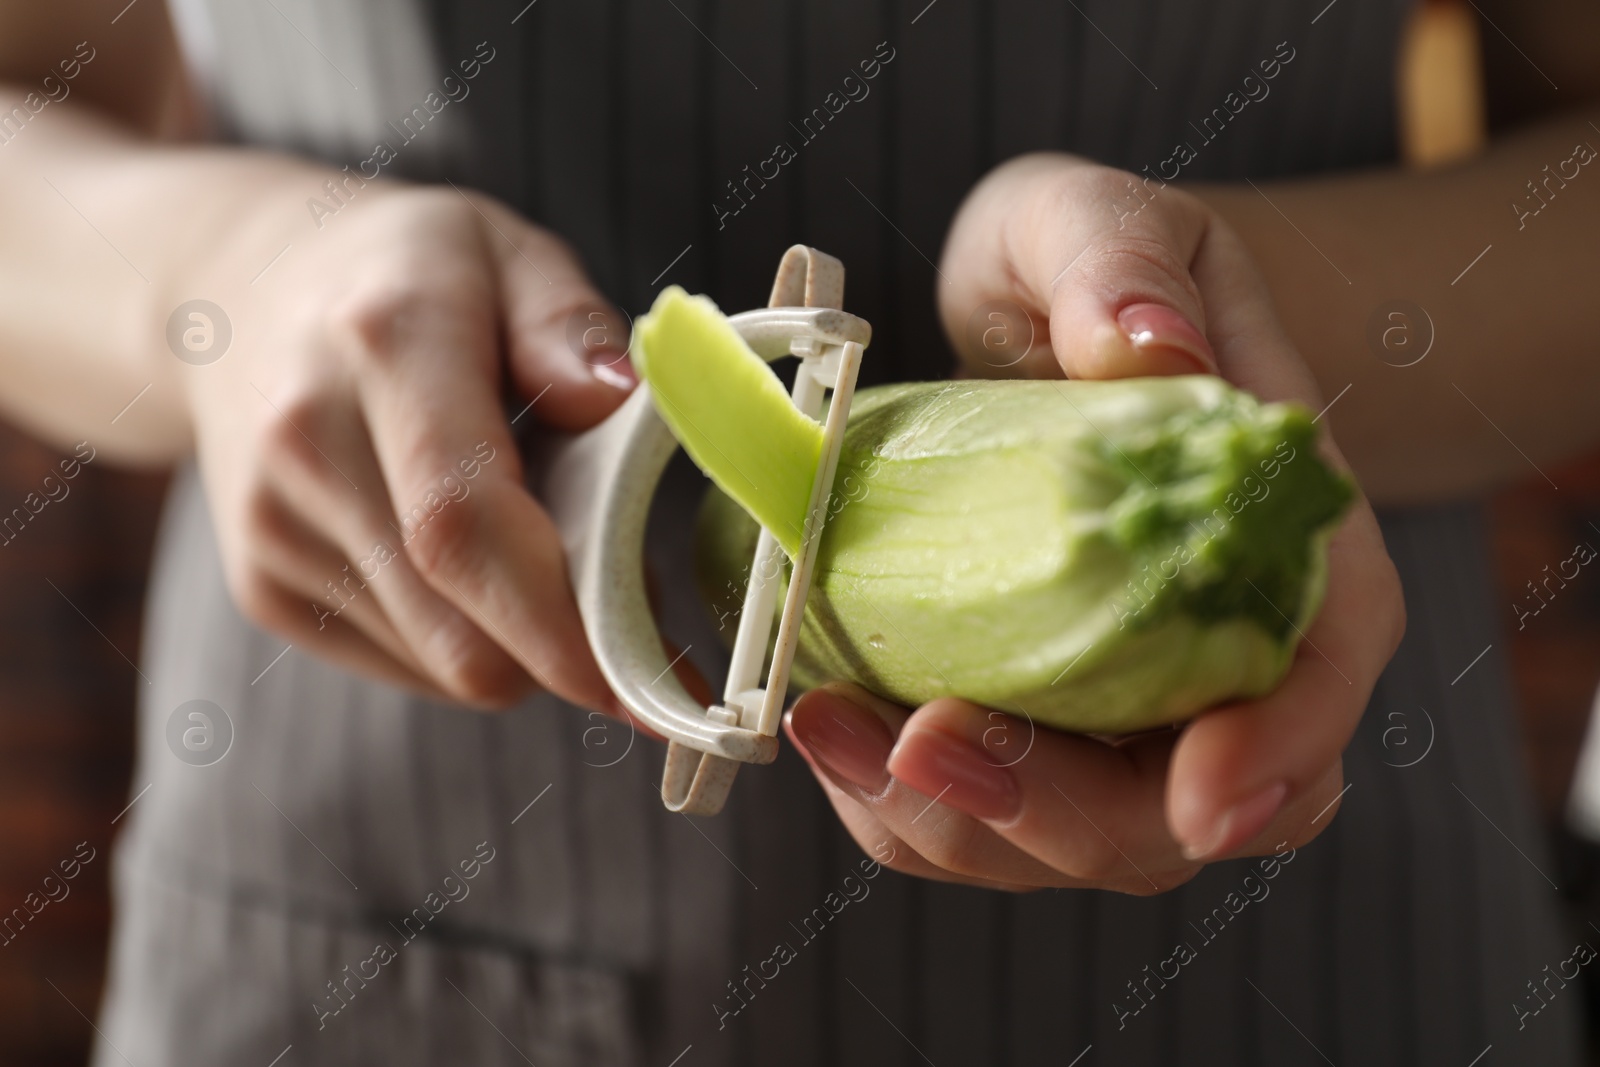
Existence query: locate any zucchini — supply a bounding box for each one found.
[636,290,1353,733]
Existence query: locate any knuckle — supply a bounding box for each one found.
[402,496,482,583]
[397,184,473,217]
[858,837,911,875]
[330,279,435,364]
[224,562,285,632]
[1073,163,1146,205]
[435,646,534,713]
[364,187,478,243]
[1063,836,1123,884]
[1143,181,1207,228]
[424,624,531,709]
[256,390,329,471]
[876,849,922,880]
[1037,163,1168,227]
[436,658,528,710]
[239,482,292,554]
[876,856,910,879]
[1092,234,1203,307]
[909,817,990,877]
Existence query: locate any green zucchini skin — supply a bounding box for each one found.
[693,376,1353,734]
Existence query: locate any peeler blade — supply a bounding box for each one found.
[537,246,869,815]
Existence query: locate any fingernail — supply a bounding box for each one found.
[786,689,894,794]
[887,727,1021,822]
[1117,303,1217,375]
[1181,781,1288,861]
[587,353,637,392]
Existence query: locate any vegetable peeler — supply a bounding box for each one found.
[539,246,870,816]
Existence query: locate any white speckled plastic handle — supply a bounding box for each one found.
[537,248,870,815]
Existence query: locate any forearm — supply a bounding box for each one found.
[0,92,325,464]
[1200,109,1600,505]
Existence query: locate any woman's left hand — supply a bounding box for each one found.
[783,153,1405,893]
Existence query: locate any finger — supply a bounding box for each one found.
[1126,209,1400,858]
[813,774,1037,892]
[1166,506,1404,860]
[887,697,1204,892]
[942,156,1219,381]
[473,196,636,431]
[788,710,1039,892]
[788,685,1162,891]
[258,386,534,710]
[224,565,447,700]
[339,234,617,716]
[1227,758,1348,860]
[244,480,431,677]
[1186,215,1325,406]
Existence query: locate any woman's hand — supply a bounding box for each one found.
[177,182,633,712]
[783,154,1405,892]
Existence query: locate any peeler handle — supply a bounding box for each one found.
[535,380,779,761]
[530,300,870,814]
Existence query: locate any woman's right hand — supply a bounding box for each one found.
[174,181,634,712]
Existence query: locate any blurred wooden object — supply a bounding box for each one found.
[1398,0,1489,167]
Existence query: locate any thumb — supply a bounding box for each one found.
[945,156,1220,381]
[475,197,637,432]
